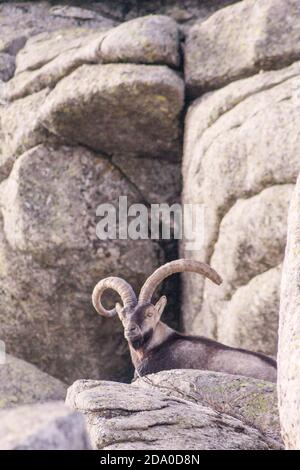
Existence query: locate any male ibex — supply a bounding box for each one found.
[92,259,277,382]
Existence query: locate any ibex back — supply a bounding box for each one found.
[92,259,277,382]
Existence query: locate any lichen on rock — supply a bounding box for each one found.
[66,369,283,450]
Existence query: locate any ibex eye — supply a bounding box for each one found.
[146,311,153,318]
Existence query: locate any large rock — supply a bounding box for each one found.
[220,265,281,356]
[278,174,300,449]
[0,7,184,384]
[0,2,115,57]
[134,369,281,442]
[48,1,240,33]
[0,0,241,53]
[0,354,66,409]
[181,61,300,354]
[0,401,90,450]
[66,370,282,449]
[15,28,105,75]
[201,185,292,354]
[185,0,300,96]
[39,63,184,158]
[5,14,181,102]
[0,88,62,180]
[112,153,181,204]
[0,144,163,383]
[0,2,115,94]
[4,31,106,101]
[100,15,180,67]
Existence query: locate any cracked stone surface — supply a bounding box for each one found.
[278,174,300,450]
[66,370,282,450]
[14,28,103,76]
[0,2,116,90]
[0,9,183,383]
[5,14,182,102]
[200,185,292,354]
[0,401,90,450]
[0,0,241,84]
[0,88,63,180]
[181,61,300,355]
[0,2,115,55]
[0,144,164,383]
[39,63,184,158]
[4,31,107,101]
[49,1,240,32]
[219,265,282,357]
[0,354,66,409]
[1,1,300,432]
[185,0,300,96]
[100,15,180,67]
[134,369,281,443]
[112,154,181,204]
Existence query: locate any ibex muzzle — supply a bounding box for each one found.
[92,259,277,382]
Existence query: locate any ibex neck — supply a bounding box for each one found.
[129,321,174,368]
[148,321,174,351]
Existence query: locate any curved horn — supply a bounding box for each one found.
[139,259,222,304]
[92,276,137,317]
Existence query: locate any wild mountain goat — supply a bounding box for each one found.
[92,259,277,382]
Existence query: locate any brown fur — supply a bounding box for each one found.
[116,297,277,383]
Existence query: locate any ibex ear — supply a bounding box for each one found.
[115,302,123,319]
[154,296,167,318]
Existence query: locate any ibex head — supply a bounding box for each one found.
[92,259,222,350]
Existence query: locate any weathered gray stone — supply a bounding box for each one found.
[200,185,292,342]
[0,53,15,82]
[0,8,184,385]
[0,2,115,58]
[278,174,300,450]
[117,0,240,32]
[0,88,61,181]
[134,369,281,442]
[0,0,241,52]
[0,401,90,450]
[5,31,106,101]
[212,186,291,294]
[0,3,113,99]
[0,3,114,98]
[39,64,184,158]
[49,5,110,23]
[15,28,104,75]
[100,15,180,67]
[181,62,300,352]
[112,154,181,203]
[0,144,163,383]
[66,370,282,449]
[218,265,281,357]
[185,0,300,96]
[0,354,66,409]
[6,14,181,102]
